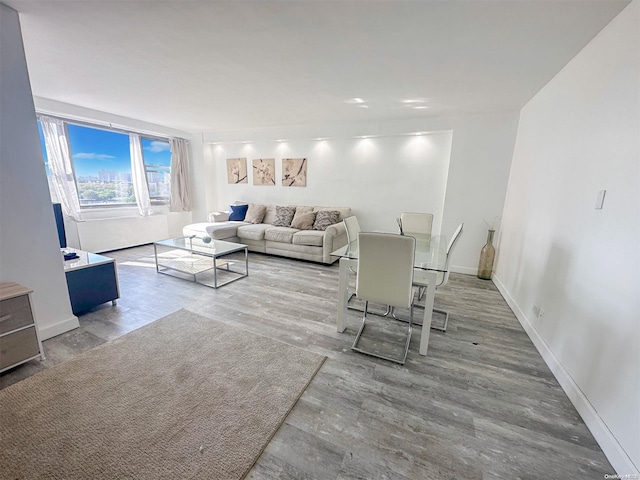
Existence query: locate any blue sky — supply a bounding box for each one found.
[38,122,171,177]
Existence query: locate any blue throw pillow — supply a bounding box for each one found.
[229,204,248,221]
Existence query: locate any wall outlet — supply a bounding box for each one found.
[537,308,544,320]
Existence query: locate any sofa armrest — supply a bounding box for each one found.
[208,211,230,222]
[325,222,346,238]
[322,222,348,263]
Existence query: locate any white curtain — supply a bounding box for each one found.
[39,116,82,221]
[169,137,191,212]
[129,133,153,216]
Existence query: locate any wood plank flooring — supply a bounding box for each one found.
[1,246,614,479]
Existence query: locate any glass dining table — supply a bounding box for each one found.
[331,233,447,356]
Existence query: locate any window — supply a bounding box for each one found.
[141,137,171,204]
[38,119,172,208]
[67,123,135,207]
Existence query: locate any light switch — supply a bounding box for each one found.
[595,190,606,209]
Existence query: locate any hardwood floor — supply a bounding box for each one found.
[1,245,614,479]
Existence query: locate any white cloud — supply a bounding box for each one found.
[73,152,115,160]
[144,141,170,153]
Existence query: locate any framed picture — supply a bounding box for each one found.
[226,158,247,184]
[282,158,307,187]
[252,158,276,185]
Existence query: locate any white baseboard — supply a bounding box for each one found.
[38,315,79,341]
[492,274,638,476]
[450,265,476,275]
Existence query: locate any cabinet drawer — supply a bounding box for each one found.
[0,294,34,335]
[0,326,40,370]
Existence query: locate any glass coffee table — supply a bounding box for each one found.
[153,236,248,288]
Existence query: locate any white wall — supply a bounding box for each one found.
[208,132,453,235]
[0,4,78,339]
[494,1,639,474]
[199,114,519,273]
[442,113,519,273]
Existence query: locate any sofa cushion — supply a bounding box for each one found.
[205,222,245,239]
[313,206,351,221]
[295,206,314,215]
[237,223,272,241]
[182,223,212,237]
[245,204,267,224]
[273,206,297,227]
[290,211,316,230]
[260,204,275,225]
[229,204,248,221]
[264,226,299,243]
[292,230,325,247]
[313,210,340,231]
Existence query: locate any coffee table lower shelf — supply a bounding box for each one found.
[154,245,248,289]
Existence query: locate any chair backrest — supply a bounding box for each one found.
[356,233,415,309]
[400,212,433,235]
[343,216,361,244]
[440,223,464,287]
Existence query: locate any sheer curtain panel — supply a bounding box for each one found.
[130,133,153,216]
[39,116,82,221]
[169,138,191,212]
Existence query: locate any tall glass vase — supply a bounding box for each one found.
[477,229,496,280]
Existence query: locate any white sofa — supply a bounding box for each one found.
[183,204,351,264]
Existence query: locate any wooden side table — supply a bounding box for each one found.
[0,282,45,373]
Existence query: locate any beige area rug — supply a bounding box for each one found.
[0,309,326,480]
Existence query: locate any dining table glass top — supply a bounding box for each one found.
[331,233,448,273]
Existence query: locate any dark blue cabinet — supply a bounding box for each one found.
[63,249,120,315]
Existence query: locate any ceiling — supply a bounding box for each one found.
[5,0,630,133]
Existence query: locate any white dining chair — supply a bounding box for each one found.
[351,232,416,364]
[413,223,464,332]
[399,212,434,236]
[342,216,361,302]
[343,215,361,244]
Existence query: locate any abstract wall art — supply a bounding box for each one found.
[282,158,307,187]
[226,158,247,184]
[252,158,276,185]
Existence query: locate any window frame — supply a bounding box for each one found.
[37,115,172,209]
[140,135,172,206]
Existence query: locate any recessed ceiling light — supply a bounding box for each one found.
[401,98,427,104]
[276,139,287,142]
[413,106,429,110]
[345,98,365,104]
[357,104,370,109]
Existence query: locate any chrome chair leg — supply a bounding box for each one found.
[351,301,413,365]
[409,285,449,331]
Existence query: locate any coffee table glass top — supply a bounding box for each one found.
[155,237,247,257]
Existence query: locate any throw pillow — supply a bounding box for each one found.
[313,210,340,231]
[228,204,248,221]
[290,211,316,230]
[272,206,297,227]
[244,204,267,224]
